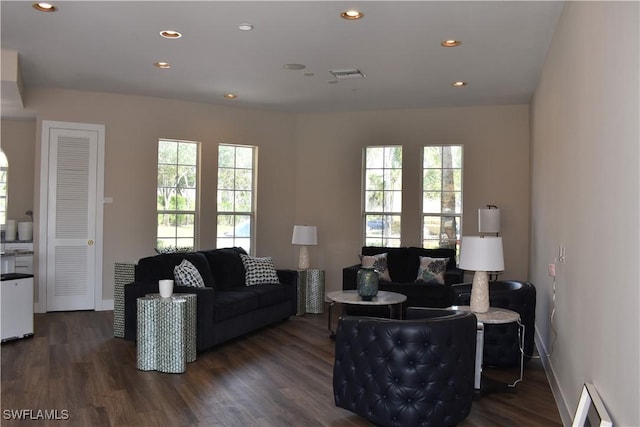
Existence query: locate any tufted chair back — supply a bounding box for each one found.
[452,280,536,366]
[333,308,477,427]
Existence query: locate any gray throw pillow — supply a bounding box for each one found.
[174,259,206,288]
[240,254,280,286]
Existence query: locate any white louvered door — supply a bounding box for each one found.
[43,123,104,312]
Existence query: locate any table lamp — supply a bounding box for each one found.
[478,205,500,235]
[292,225,317,270]
[458,236,504,313]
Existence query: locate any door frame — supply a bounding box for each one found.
[37,120,105,313]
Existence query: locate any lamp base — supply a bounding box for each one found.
[298,245,310,270]
[470,270,490,313]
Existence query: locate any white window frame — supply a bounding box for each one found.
[421,145,463,253]
[156,139,199,251]
[216,144,257,254]
[362,145,403,247]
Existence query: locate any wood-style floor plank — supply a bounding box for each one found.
[1,310,562,426]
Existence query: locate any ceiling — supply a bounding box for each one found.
[1,1,564,118]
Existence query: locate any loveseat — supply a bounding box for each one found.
[342,246,464,315]
[123,247,297,352]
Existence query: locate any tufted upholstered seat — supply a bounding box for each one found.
[452,280,536,367]
[333,308,477,427]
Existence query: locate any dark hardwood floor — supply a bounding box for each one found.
[1,309,562,426]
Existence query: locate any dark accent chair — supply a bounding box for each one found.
[333,308,477,427]
[452,280,536,367]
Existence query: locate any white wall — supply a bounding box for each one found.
[25,88,297,305]
[294,105,531,292]
[530,2,639,425]
[0,119,35,222]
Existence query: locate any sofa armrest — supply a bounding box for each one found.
[123,281,216,350]
[277,269,299,286]
[445,267,464,285]
[124,281,159,341]
[342,264,361,290]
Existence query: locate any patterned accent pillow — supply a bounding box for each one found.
[359,253,392,282]
[173,259,206,288]
[415,256,449,284]
[240,254,281,286]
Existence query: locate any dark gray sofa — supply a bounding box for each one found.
[342,246,464,315]
[123,247,297,352]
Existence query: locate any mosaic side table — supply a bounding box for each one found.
[113,262,136,338]
[299,269,325,314]
[137,293,197,373]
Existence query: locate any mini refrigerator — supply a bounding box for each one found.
[1,273,34,342]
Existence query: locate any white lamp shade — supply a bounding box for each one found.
[292,225,317,246]
[478,208,500,234]
[459,236,504,272]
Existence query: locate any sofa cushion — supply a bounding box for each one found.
[415,256,450,284]
[361,246,408,282]
[240,254,280,285]
[408,247,457,271]
[135,252,215,288]
[174,259,206,287]
[201,247,247,290]
[213,289,260,321]
[359,253,392,281]
[239,284,292,307]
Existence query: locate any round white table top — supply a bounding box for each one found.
[327,290,407,306]
[452,305,520,324]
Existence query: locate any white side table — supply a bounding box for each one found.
[137,293,196,373]
[453,305,525,390]
[299,269,325,314]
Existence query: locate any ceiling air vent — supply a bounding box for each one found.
[329,68,366,79]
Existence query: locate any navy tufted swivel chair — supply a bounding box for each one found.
[452,280,536,367]
[333,308,477,427]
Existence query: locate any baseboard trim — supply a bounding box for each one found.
[100,299,114,311]
[535,327,572,426]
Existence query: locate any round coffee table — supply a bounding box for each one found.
[326,290,407,338]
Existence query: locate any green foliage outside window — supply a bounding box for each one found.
[156,140,198,250]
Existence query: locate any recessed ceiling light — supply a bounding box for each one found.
[160,30,182,39]
[32,2,57,12]
[224,93,238,99]
[154,62,171,69]
[451,81,467,87]
[238,23,254,31]
[341,9,364,20]
[441,40,461,47]
[283,64,306,70]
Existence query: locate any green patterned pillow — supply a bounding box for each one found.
[359,253,392,282]
[416,256,449,284]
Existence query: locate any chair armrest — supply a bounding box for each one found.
[342,264,361,290]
